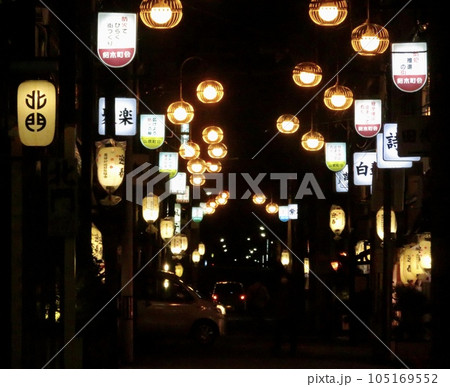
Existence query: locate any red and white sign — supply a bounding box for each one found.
[354,99,382,138]
[97,12,136,68]
[392,42,427,93]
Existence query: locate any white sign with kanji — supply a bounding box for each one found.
[98,97,136,135]
[140,114,165,149]
[354,99,382,138]
[353,152,376,186]
[97,12,137,68]
[392,42,427,93]
[382,123,420,162]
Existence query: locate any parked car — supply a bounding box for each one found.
[135,270,226,345]
[211,281,247,312]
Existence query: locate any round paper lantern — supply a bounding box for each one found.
[160,217,175,240]
[142,193,159,223]
[376,207,397,240]
[329,204,345,239]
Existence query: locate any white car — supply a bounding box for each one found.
[135,270,226,345]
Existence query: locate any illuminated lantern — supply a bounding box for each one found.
[198,243,205,256]
[167,100,194,124]
[206,160,222,173]
[208,143,228,159]
[292,62,322,87]
[252,193,266,205]
[160,217,175,240]
[139,0,183,29]
[324,82,353,110]
[174,263,184,277]
[281,250,290,266]
[265,201,279,214]
[142,193,159,223]
[17,80,56,146]
[329,205,345,239]
[309,0,348,26]
[91,223,103,263]
[215,195,228,206]
[196,80,224,103]
[202,126,224,144]
[170,234,184,255]
[351,20,389,56]
[418,233,431,270]
[376,207,397,241]
[179,141,200,160]
[276,114,300,134]
[330,260,341,271]
[96,140,126,206]
[399,243,427,285]
[190,173,206,186]
[187,158,207,174]
[301,129,325,151]
[192,249,201,263]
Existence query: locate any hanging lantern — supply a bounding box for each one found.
[192,249,201,263]
[174,263,184,277]
[252,193,266,205]
[139,0,183,29]
[324,82,353,110]
[329,205,345,239]
[142,193,159,223]
[204,205,215,215]
[215,195,228,206]
[190,173,206,186]
[17,80,56,146]
[418,233,431,270]
[96,140,126,206]
[207,198,219,209]
[351,20,389,56]
[301,129,324,151]
[376,207,397,241]
[198,242,206,256]
[292,62,323,87]
[330,260,341,271]
[265,202,279,214]
[192,207,204,222]
[187,158,207,174]
[160,217,175,240]
[276,114,300,134]
[208,143,228,159]
[91,223,103,263]
[206,160,222,173]
[196,80,224,103]
[167,100,194,124]
[179,141,200,160]
[170,234,184,255]
[309,0,348,26]
[281,250,290,266]
[202,126,224,144]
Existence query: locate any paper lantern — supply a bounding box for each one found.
[17,80,56,146]
[376,207,397,240]
[198,243,205,256]
[160,217,175,240]
[192,249,201,263]
[281,250,290,266]
[142,193,159,223]
[96,140,126,206]
[330,205,345,239]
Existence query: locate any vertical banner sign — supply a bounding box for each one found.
[17,80,56,146]
[354,99,382,138]
[392,42,427,93]
[288,204,298,220]
[376,133,413,169]
[98,97,137,135]
[159,152,179,178]
[140,114,165,149]
[174,203,182,234]
[278,206,289,222]
[325,142,346,172]
[169,172,187,194]
[97,12,137,68]
[353,152,376,186]
[176,186,190,203]
[382,123,420,162]
[335,164,349,193]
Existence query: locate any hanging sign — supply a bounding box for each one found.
[325,142,346,172]
[353,152,376,186]
[177,186,190,203]
[17,80,56,146]
[288,203,298,220]
[376,133,413,169]
[97,12,137,68]
[98,97,136,135]
[278,206,289,222]
[192,207,204,223]
[140,114,165,149]
[392,42,427,93]
[354,99,382,138]
[169,172,187,194]
[335,164,349,193]
[382,123,420,162]
[159,152,178,178]
[174,203,182,234]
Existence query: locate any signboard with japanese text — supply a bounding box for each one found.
[335,164,349,193]
[354,99,382,138]
[174,203,181,234]
[376,133,412,169]
[169,172,187,195]
[97,12,136,68]
[392,42,427,93]
[17,80,56,146]
[353,152,376,186]
[382,123,420,162]
[278,206,289,222]
[325,142,346,172]
[140,114,165,149]
[159,152,178,179]
[177,186,190,203]
[288,204,298,220]
[98,97,136,135]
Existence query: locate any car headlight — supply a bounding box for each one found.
[216,304,226,315]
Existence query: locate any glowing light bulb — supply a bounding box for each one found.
[330,94,346,108]
[360,35,380,52]
[150,7,172,24]
[318,6,338,22]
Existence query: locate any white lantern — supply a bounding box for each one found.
[192,249,201,263]
[329,205,345,239]
[142,193,159,223]
[17,80,56,146]
[376,207,397,241]
[281,250,290,266]
[96,140,126,206]
[192,207,204,223]
[174,263,184,277]
[160,217,175,240]
[198,243,205,256]
[170,234,184,255]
